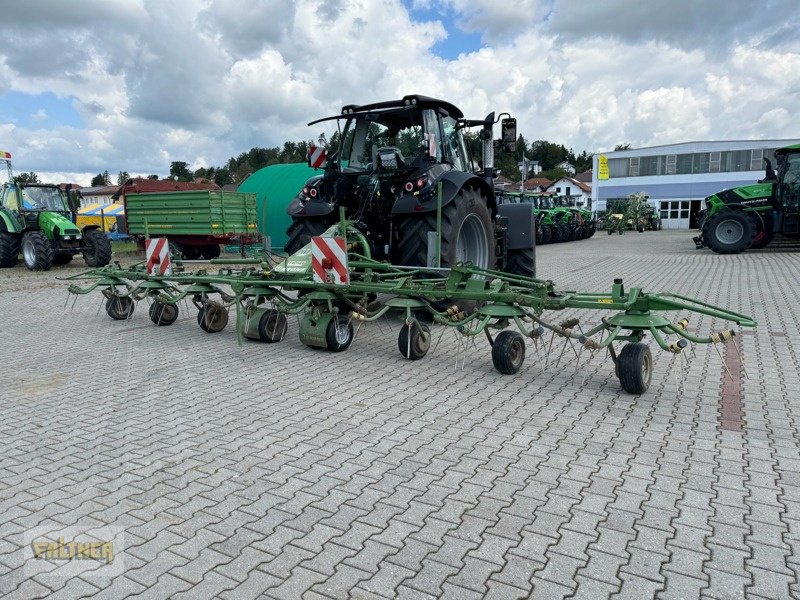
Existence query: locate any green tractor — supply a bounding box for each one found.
[0,152,112,270]
[694,144,800,253]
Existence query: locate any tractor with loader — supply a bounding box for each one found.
[0,152,111,270]
[694,144,800,253]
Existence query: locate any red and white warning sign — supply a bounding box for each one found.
[308,145,327,169]
[311,236,349,285]
[145,237,172,276]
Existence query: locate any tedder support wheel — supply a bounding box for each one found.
[22,230,53,271]
[106,295,135,320]
[491,330,526,374]
[82,229,112,267]
[258,309,288,343]
[197,301,229,333]
[703,209,755,254]
[617,342,653,394]
[326,314,354,352]
[398,323,431,360]
[149,300,179,326]
[0,232,20,267]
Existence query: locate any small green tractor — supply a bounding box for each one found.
[494,192,595,245]
[694,144,800,253]
[0,152,112,270]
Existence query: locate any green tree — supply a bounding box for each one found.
[147,174,159,180]
[90,171,111,186]
[116,170,130,185]
[13,171,40,184]
[169,161,193,182]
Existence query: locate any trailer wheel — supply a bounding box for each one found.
[398,322,431,360]
[258,309,288,343]
[0,232,20,267]
[201,244,221,260]
[83,229,112,267]
[197,301,229,333]
[106,295,135,320]
[491,330,526,374]
[617,342,652,394]
[182,246,202,260]
[22,230,53,271]
[149,300,179,326]
[285,217,335,255]
[325,314,354,352]
[703,209,755,254]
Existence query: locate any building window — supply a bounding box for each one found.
[629,157,640,176]
[608,158,629,177]
[665,155,676,175]
[710,151,721,172]
[751,149,764,170]
[565,186,571,196]
[693,153,710,174]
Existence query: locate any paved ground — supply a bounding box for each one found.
[1,230,799,599]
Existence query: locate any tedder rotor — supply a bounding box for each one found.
[63,217,755,395]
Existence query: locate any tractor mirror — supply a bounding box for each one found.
[501,118,517,153]
[67,190,80,213]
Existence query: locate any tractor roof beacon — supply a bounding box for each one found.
[0,152,112,270]
[694,144,800,254]
[285,95,536,279]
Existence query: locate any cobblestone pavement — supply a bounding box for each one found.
[1,230,799,599]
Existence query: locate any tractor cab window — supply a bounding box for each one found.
[441,115,469,172]
[20,186,66,211]
[783,153,800,209]
[340,108,427,172]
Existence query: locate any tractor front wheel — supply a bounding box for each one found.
[398,322,431,360]
[617,342,653,394]
[0,232,20,267]
[491,330,526,374]
[22,230,53,271]
[83,229,112,267]
[703,210,755,254]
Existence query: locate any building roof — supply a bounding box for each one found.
[574,170,592,183]
[121,178,219,195]
[523,177,552,190]
[81,185,120,196]
[546,176,591,194]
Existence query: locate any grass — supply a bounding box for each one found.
[111,240,141,254]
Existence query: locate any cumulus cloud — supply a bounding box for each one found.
[0,0,797,182]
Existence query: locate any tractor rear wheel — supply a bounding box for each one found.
[491,330,526,374]
[22,230,53,271]
[703,210,755,254]
[285,217,335,255]
[505,248,536,278]
[83,229,112,267]
[396,188,495,271]
[0,232,20,267]
[540,224,552,245]
[398,323,431,360]
[617,342,653,394]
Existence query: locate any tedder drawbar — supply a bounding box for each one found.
[63,217,755,395]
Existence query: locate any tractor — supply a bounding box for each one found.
[285,95,535,277]
[694,144,800,253]
[0,152,111,270]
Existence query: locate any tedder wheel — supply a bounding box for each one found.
[197,301,229,333]
[617,342,653,394]
[398,322,431,360]
[702,209,755,254]
[201,244,221,260]
[149,300,179,326]
[105,295,135,320]
[325,314,354,352]
[82,229,112,267]
[491,330,526,374]
[258,309,288,343]
[0,232,20,267]
[22,230,53,271]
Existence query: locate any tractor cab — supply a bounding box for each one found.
[775,146,800,234]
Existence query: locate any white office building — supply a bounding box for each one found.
[591,139,800,229]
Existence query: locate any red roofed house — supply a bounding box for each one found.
[545,176,592,208]
[523,177,552,192]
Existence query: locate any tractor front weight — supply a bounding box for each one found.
[62,227,755,395]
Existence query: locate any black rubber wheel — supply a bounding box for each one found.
[396,187,495,271]
[285,217,335,255]
[491,330,526,374]
[551,224,565,243]
[197,301,229,333]
[182,246,203,260]
[586,225,596,238]
[617,342,653,394]
[82,229,112,267]
[53,253,74,265]
[149,300,179,326]
[0,232,20,267]
[201,244,221,260]
[505,248,536,278]
[258,309,288,343]
[398,323,431,360]
[637,224,645,233]
[750,213,775,249]
[21,230,53,271]
[106,295,135,320]
[325,314,354,352]
[539,224,552,245]
[703,210,755,254]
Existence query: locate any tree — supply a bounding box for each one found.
[614,143,632,151]
[90,172,110,186]
[117,171,130,185]
[169,161,193,182]
[13,171,40,184]
[147,174,159,180]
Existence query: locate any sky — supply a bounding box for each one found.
[0,0,797,185]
